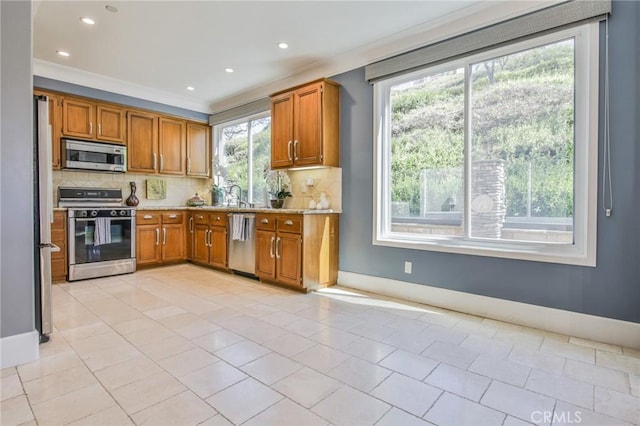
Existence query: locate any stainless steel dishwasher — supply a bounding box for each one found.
[228,213,256,275]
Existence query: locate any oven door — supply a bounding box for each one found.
[69,217,134,265]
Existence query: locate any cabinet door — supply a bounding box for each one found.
[186,123,210,177]
[186,214,194,260]
[137,225,160,265]
[51,211,67,282]
[128,111,158,173]
[96,105,126,144]
[39,93,62,169]
[293,83,323,167]
[162,223,185,262]
[209,226,227,268]
[277,232,302,287]
[193,224,210,263]
[159,118,186,175]
[256,230,276,280]
[62,98,95,139]
[270,92,294,169]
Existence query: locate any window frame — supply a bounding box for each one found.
[373,23,599,266]
[213,110,271,205]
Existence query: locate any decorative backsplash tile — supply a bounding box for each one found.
[287,167,342,210]
[53,170,212,207]
[146,179,167,200]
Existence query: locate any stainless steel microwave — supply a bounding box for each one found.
[61,139,127,172]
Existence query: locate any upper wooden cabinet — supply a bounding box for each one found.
[186,123,211,177]
[270,79,340,169]
[127,111,158,173]
[159,117,186,175]
[35,91,63,169]
[62,97,126,144]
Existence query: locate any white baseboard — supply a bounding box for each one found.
[0,330,39,368]
[337,271,640,350]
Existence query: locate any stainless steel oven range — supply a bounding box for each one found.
[59,187,136,281]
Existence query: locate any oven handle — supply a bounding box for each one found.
[74,217,133,222]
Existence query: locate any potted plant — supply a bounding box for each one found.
[211,182,224,206]
[265,170,292,208]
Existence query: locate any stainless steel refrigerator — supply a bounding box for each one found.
[34,95,58,343]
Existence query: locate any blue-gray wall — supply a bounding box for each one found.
[34,76,209,122]
[1,1,36,338]
[335,0,640,324]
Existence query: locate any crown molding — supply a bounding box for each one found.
[210,0,559,112]
[33,59,211,113]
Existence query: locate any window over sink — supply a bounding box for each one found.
[214,111,271,206]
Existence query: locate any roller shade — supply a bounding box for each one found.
[209,97,271,126]
[365,0,611,83]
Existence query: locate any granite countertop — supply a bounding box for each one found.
[135,206,341,214]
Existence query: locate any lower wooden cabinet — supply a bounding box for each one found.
[136,211,185,266]
[255,213,338,291]
[51,211,67,282]
[189,212,228,269]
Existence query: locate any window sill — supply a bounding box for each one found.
[373,234,596,267]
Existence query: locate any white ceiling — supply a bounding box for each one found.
[33,1,547,114]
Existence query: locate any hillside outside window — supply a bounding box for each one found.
[373,23,599,266]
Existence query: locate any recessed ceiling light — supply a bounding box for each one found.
[186,86,195,91]
[105,5,118,13]
[80,17,95,25]
[225,68,234,73]
[57,50,70,57]
[278,42,289,49]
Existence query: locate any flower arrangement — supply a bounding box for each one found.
[265,169,292,200]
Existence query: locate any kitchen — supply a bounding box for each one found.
[2,2,637,423]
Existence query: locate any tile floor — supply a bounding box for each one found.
[1,264,639,426]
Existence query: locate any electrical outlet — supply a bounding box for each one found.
[404,261,412,274]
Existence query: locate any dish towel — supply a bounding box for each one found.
[232,214,245,241]
[243,216,255,241]
[94,218,112,246]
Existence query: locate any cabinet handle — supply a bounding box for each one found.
[89,122,93,134]
[215,216,221,221]
[208,230,212,247]
[169,214,177,219]
[153,153,157,170]
[270,236,275,259]
[261,218,269,224]
[284,220,293,226]
[294,140,299,160]
[187,158,191,173]
[205,229,210,247]
[155,228,159,245]
[98,123,102,135]
[198,215,204,219]
[143,214,153,219]
[189,217,193,233]
[160,154,164,171]
[287,141,292,161]
[163,228,167,245]
[275,237,281,259]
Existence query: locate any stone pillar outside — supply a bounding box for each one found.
[470,159,506,239]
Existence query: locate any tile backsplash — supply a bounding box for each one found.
[53,167,342,210]
[53,170,212,207]
[287,167,342,210]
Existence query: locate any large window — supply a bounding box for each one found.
[374,24,598,266]
[214,112,271,206]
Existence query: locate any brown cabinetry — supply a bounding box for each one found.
[35,90,63,169]
[190,212,228,269]
[128,111,159,173]
[51,211,67,282]
[62,97,126,144]
[255,213,338,290]
[159,118,186,175]
[136,211,185,266]
[270,79,340,169]
[186,123,211,177]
